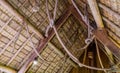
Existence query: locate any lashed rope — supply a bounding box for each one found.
[95,38,107,73]
[45,0,111,71]
[12,25,24,52]
[75,3,94,51]
[23,20,66,64]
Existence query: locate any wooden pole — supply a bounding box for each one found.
[87,0,104,28]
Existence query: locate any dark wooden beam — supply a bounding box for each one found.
[94,29,120,61]
[18,6,73,73]
[71,6,120,61]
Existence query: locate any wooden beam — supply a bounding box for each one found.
[87,0,104,28]
[94,29,120,61]
[18,6,73,73]
[0,29,21,56]
[102,17,120,48]
[71,5,120,61]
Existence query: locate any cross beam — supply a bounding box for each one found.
[18,6,73,73]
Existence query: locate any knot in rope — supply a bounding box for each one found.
[85,38,92,44]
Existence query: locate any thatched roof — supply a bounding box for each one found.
[0,0,119,73]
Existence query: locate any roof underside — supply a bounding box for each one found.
[0,0,120,73]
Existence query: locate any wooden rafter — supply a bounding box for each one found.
[0,30,21,56]
[0,16,14,33]
[87,0,104,28]
[94,29,120,61]
[0,64,16,73]
[7,33,35,66]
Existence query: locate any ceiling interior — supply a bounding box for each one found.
[0,0,120,73]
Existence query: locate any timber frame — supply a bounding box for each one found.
[0,0,119,73]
